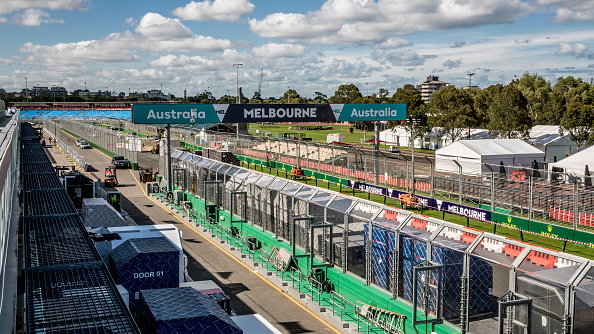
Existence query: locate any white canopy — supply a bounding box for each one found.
[548,145,594,177]
[436,139,544,176]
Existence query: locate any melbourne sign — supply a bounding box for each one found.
[132,103,406,124]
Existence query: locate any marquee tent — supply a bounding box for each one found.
[548,145,594,180]
[435,139,544,176]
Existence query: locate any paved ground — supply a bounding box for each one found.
[44,130,339,334]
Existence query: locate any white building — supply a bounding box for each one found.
[526,125,586,162]
[418,75,452,102]
[435,139,545,176]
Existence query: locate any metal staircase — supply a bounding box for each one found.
[358,302,407,334]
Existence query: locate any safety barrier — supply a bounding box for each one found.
[43,128,92,172]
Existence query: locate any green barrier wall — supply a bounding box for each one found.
[181,191,458,334]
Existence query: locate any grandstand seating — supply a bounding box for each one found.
[18,109,131,120]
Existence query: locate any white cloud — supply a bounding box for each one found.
[249,0,535,44]
[136,13,192,39]
[145,36,231,52]
[555,42,588,57]
[252,43,306,58]
[538,0,594,23]
[443,58,462,69]
[374,49,431,66]
[20,32,141,65]
[124,17,136,26]
[0,0,86,15]
[11,9,63,26]
[173,0,255,22]
[375,38,412,49]
[0,58,13,66]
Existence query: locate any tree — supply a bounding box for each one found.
[560,102,594,149]
[513,73,553,124]
[474,84,503,128]
[487,85,531,138]
[389,84,424,130]
[428,86,476,143]
[377,88,389,99]
[313,91,328,103]
[329,84,362,103]
[281,89,305,103]
[250,91,263,103]
[196,90,215,104]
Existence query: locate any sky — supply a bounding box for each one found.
[0,0,593,99]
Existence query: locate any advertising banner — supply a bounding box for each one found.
[132,103,407,124]
[436,200,492,222]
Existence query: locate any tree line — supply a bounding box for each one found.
[3,73,592,146]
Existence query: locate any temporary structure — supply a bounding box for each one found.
[526,125,586,162]
[435,139,544,176]
[548,145,594,181]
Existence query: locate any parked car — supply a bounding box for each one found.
[389,145,401,153]
[111,155,130,168]
[75,138,91,149]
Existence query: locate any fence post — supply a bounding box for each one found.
[528,175,533,221]
[573,181,579,230]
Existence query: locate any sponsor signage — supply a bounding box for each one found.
[351,180,491,221]
[435,199,491,222]
[132,103,407,124]
[349,180,388,196]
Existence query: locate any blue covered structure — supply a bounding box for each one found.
[137,287,243,334]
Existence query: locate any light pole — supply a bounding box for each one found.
[286,86,290,103]
[365,82,369,97]
[408,115,422,197]
[25,76,29,102]
[467,72,475,88]
[160,83,163,102]
[233,63,243,103]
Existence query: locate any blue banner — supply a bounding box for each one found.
[350,181,491,221]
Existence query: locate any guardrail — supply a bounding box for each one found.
[43,126,92,172]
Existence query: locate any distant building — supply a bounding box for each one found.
[79,90,111,98]
[0,88,6,96]
[31,86,49,97]
[418,75,451,103]
[147,89,171,100]
[129,92,147,99]
[50,86,67,98]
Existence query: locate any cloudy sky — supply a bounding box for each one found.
[0,0,593,98]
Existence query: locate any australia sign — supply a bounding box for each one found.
[132,103,406,124]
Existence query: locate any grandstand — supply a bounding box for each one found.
[251,141,348,162]
[12,102,132,121]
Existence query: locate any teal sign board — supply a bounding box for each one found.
[333,104,406,122]
[132,103,407,124]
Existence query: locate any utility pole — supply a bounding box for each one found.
[467,73,475,88]
[25,76,29,102]
[233,63,243,103]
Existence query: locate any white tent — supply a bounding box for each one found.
[379,126,492,149]
[435,139,545,176]
[548,145,594,179]
[526,125,586,162]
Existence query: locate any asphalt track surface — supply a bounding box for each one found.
[44,130,339,334]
